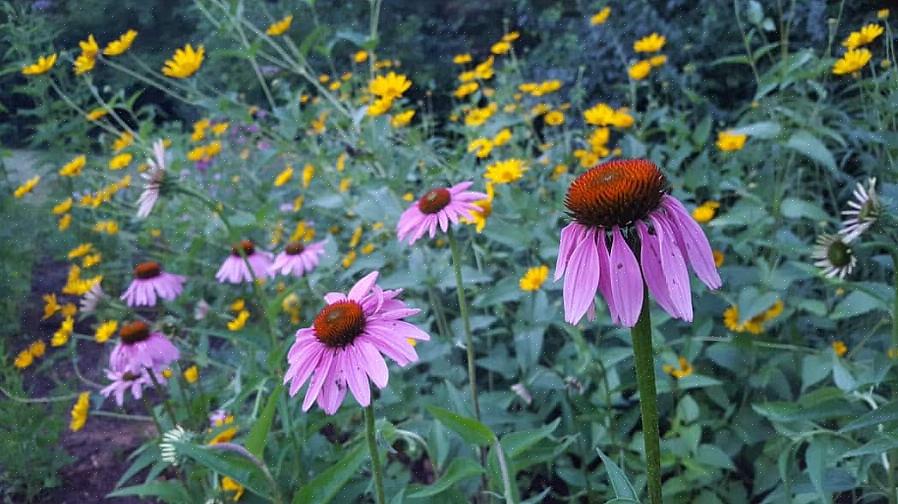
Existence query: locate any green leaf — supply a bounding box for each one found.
[786,130,837,172]
[426,406,496,446]
[831,290,888,320]
[245,383,283,458]
[292,443,367,504]
[696,444,736,470]
[780,198,828,221]
[500,418,560,460]
[841,400,898,432]
[107,481,190,503]
[805,439,828,503]
[176,443,273,499]
[408,458,484,498]
[729,121,781,139]
[842,434,898,457]
[595,447,638,500]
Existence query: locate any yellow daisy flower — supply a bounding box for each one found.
[162,44,204,79]
[266,15,293,36]
[103,30,138,56]
[519,265,549,291]
[22,53,57,76]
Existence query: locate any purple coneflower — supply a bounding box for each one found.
[137,140,167,219]
[215,240,273,284]
[555,159,721,327]
[121,261,186,307]
[100,368,162,406]
[284,271,430,415]
[839,177,880,242]
[396,182,487,245]
[109,321,180,374]
[270,240,326,277]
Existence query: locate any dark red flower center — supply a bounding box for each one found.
[418,188,451,214]
[565,159,668,228]
[134,261,161,279]
[313,301,365,347]
[231,240,256,256]
[122,371,140,381]
[120,321,151,344]
[285,242,305,255]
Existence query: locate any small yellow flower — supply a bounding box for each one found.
[634,33,666,53]
[467,138,493,158]
[628,60,652,80]
[58,214,72,231]
[878,9,889,19]
[551,164,568,180]
[391,110,415,128]
[58,155,87,178]
[833,48,872,75]
[832,340,848,357]
[14,350,33,370]
[361,243,375,255]
[192,118,210,142]
[51,199,73,216]
[112,131,134,152]
[13,176,40,198]
[530,103,551,116]
[92,220,119,235]
[369,72,412,100]
[464,103,497,127]
[764,300,784,320]
[221,476,245,501]
[402,192,414,202]
[109,153,133,170]
[342,250,358,269]
[692,201,720,224]
[454,82,479,98]
[712,250,725,268]
[266,14,293,36]
[73,53,96,75]
[453,53,472,64]
[302,164,315,188]
[474,57,495,80]
[491,40,511,55]
[339,178,352,193]
[68,243,93,260]
[228,309,250,331]
[22,53,57,76]
[95,320,118,343]
[61,303,77,319]
[52,316,74,347]
[70,392,90,432]
[28,340,46,358]
[544,110,565,126]
[590,7,611,25]
[212,122,229,136]
[162,44,204,79]
[354,50,369,63]
[162,368,173,379]
[519,265,549,291]
[716,131,748,151]
[462,182,494,233]
[842,24,884,50]
[662,357,694,379]
[888,347,898,359]
[328,81,341,91]
[230,299,246,312]
[42,293,61,319]
[274,165,294,187]
[648,54,667,67]
[209,427,238,445]
[103,30,138,56]
[502,31,520,42]
[183,365,199,384]
[485,159,526,184]
[493,128,512,146]
[349,226,364,248]
[458,70,476,83]
[367,97,393,116]
[79,34,99,58]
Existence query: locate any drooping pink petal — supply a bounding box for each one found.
[344,345,371,407]
[554,222,585,281]
[302,350,334,411]
[662,195,722,290]
[609,227,644,327]
[596,231,619,324]
[651,214,692,321]
[356,339,389,388]
[562,229,600,324]
[636,221,678,318]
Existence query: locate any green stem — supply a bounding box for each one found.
[146,367,178,425]
[365,402,386,504]
[447,228,481,420]
[891,250,898,350]
[630,294,662,504]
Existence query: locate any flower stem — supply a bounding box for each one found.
[447,228,481,421]
[630,294,662,504]
[364,402,386,504]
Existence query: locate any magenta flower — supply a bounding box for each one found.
[215,240,273,284]
[121,261,186,307]
[555,159,721,327]
[109,321,180,374]
[100,368,162,406]
[284,271,430,415]
[396,181,487,245]
[269,240,327,278]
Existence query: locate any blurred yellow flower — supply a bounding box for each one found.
[628,60,652,80]
[832,340,848,357]
[209,427,237,445]
[349,226,363,248]
[221,476,245,501]
[544,110,565,126]
[103,30,137,56]
[692,201,720,223]
[361,243,375,255]
[634,33,666,53]
[42,293,61,319]
[502,31,520,42]
[493,128,512,146]
[462,182,494,233]
[367,97,393,116]
[92,220,119,235]
[266,15,293,36]
[648,54,667,67]
[162,44,204,78]
[184,365,199,383]
[342,250,357,268]
[58,213,72,231]
[112,131,133,152]
[485,159,526,184]
[468,138,493,158]
[212,122,229,136]
[842,24,884,49]
[474,57,495,80]
[833,48,872,75]
[228,309,250,331]
[70,392,90,432]
[95,320,118,343]
[491,40,511,55]
[230,299,246,312]
[274,165,294,187]
[465,103,497,127]
[590,7,611,25]
[663,357,693,379]
[458,70,476,83]
[369,72,412,100]
[192,118,210,142]
[52,316,74,347]
[13,176,40,198]
[22,53,57,76]
[109,153,133,170]
[339,178,352,193]
[73,54,96,75]
[402,192,414,202]
[354,50,369,63]
[29,340,46,358]
[551,164,568,180]
[391,110,415,128]
[713,250,725,267]
[79,34,99,58]
[61,303,77,318]
[454,82,479,98]
[453,53,472,64]
[878,9,889,19]
[52,198,73,215]
[14,350,33,369]
[519,265,549,291]
[583,102,615,126]
[302,164,315,188]
[86,108,107,121]
[716,130,747,151]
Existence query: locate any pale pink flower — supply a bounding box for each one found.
[120,261,186,307]
[396,182,487,245]
[270,240,326,277]
[215,240,273,284]
[100,368,163,406]
[137,139,167,219]
[109,321,180,374]
[284,271,430,415]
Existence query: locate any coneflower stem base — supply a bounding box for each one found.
[364,402,386,504]
[631,296,662,504]
[447,228,481,421]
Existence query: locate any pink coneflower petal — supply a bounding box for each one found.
[348,271,379,300]
[554,222,584,282]
[652,215,692,321]
[344,346,371,406]
[595,232,619,325]
[636,221,677,317]
[356,339,389,388]
[562,228,599,324]
[302,350,334,411]
[662,196,721,290]
[396,182,488,245]
[609,227,643,327]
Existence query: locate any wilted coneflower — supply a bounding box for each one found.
[555,159,721,327]
[396,181,487,245]
[137,140,169,219]
[269,240,327,278]
[121,261,186,307]
[100,368,163,406]
[284,271,429,414]
[839,177,880,242]
[813,233,857,279]
[109,321,180,374]
[79,282,105,314]
[215,240,273,284]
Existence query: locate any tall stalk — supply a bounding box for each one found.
[447,228,481,420]
[630,293,662,504]
[365,402,386,504]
